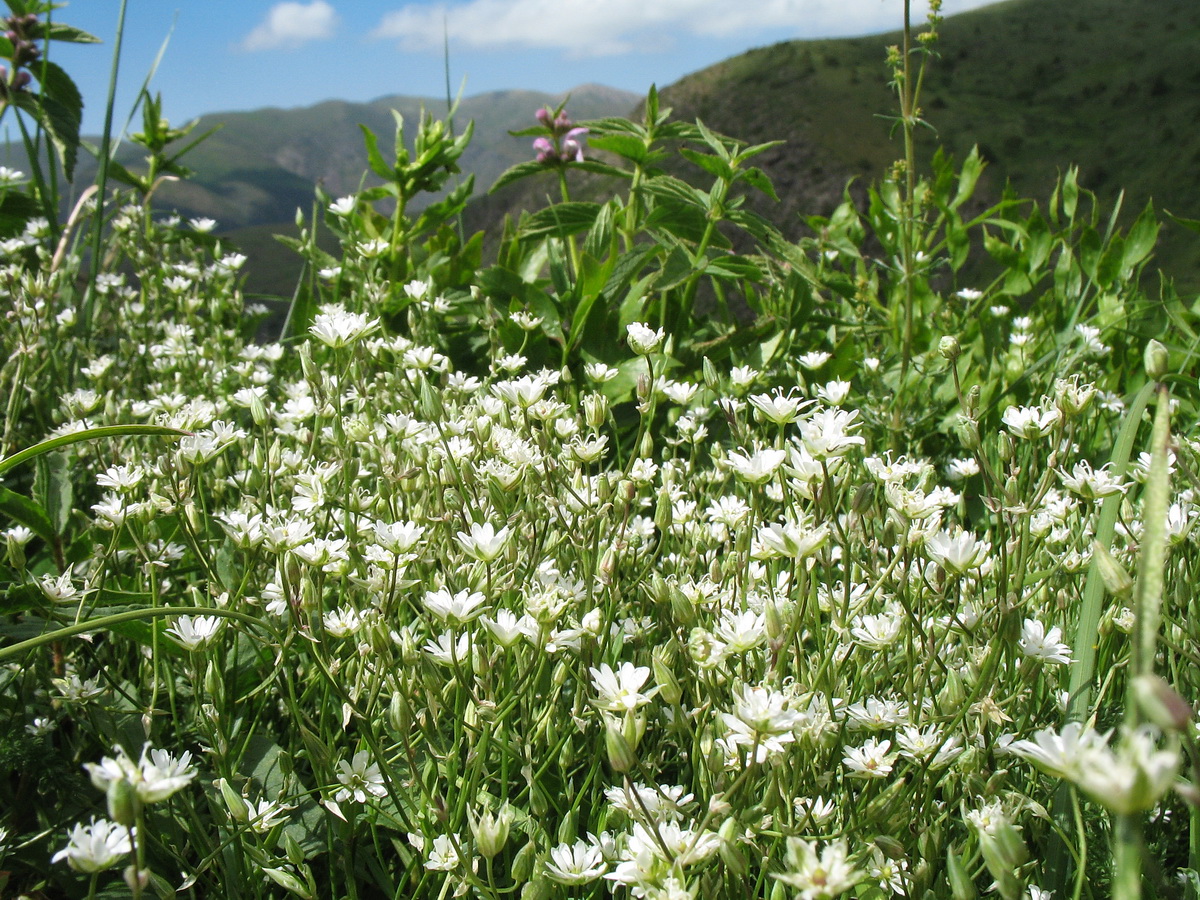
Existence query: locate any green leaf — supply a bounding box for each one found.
[741,167,779,202]
[359,124,394,181]
[952,147,984,210]
[1122,202,1159,275]
[489,160,549,194]
[33,451,70,536]
[44,22,102,43]
[679,148,732,182]
[519,202,601,241]
[0,189,38,238]
[0,485,54,544]
[25,61,83,180]
[587,132,649,163]
[583,198,616,260]
[0,425,187,478]
[704,255,764,281]
[641,174,707,209]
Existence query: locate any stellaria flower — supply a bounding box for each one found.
[52,818,133,873]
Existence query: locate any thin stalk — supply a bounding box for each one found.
[78,0,129,339]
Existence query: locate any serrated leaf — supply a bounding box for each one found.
[519,202,600,241]
[23,61,82,180]
[0,189,38,238]
[588,132,648,163]
[741,167,779,202]
[489,159,549,194]
[45,22,101,43]
[679,148,731,182]
[359,124,394,181]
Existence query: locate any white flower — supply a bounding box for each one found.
[925,527,991,575]
[85,745,197,804]
[335,750,387,804]
[188,217,217,233]
[626,322,664,355]
[545,839,608,884]
[309,304,380,348]
[455,521,510,562]
[775,837,862,899]
[797,350,831,369]
[329,195,356,216]
[842,738,897,779]
[1002,404,1061,440]
[1018,618,1072,665]
[423,587,488,624]
[726,446,787,484]
[166,614,224,650]
[1058,460,1127,500]
[797,408,866,458]
[52,819,133,873]
[748,389,811,425]
[590,662,656,712]
[424,833,461,870]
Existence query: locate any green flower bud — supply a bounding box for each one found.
[1133,674,1193,733]
[938,335,961,362]
[510,838,537,883]
[107,777,140,827]
[1145,338,1169,379]
[217,777,250,823]
[604,717,637,773]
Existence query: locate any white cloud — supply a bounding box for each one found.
[241,1,339,51]
[371,0,1000,57]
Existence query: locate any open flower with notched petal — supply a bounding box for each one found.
[1057,460,1128,500]
[725,446,787,485]
[335,750,387,804]
[590,662,656,712]
[774,837,862,899]
[455,521,510,562]
[166,614,224,650]
[1017,618,1072,665]
[422,587,488,624]
[544,838,608,884]
[924,527,992,575]
[309,304,380,348]
[85,745,197,805]
[1002,404,1061,440]
[52,818,133,873]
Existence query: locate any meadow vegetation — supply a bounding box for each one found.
[2,1,1200,898]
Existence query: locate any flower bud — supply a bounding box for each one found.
[263,866,312,899]
[1092,540,1133,598]
[938,335,961,362]
[107,777,139,827]
[1145,339,1169,380]
[217,777,250,823]
[472,804,512,860]
[510,838,537,882]
[604,717,637,773]
[1134,674,1193,733]
[652,647,682,706]
[583,392,608,429]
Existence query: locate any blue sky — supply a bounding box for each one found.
[49,0,1003,136]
